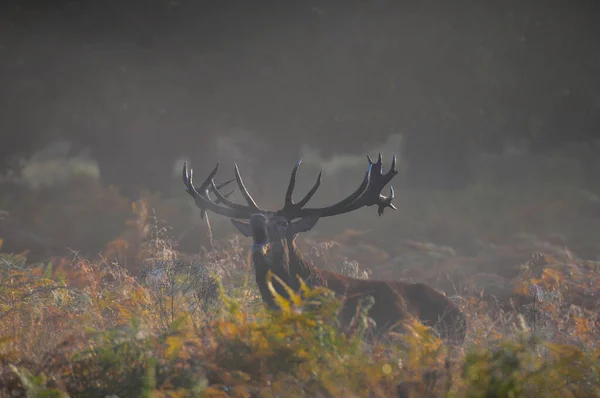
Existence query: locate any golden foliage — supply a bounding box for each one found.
[1,179,600,396]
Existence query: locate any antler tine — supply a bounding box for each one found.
[214,178,235,191]
[182,161,255,220]
[233,163,262,212]
[310,164,372,215]
[210,178,235,204]
[283,159,324,211]
[284,159,302,207]
[377,185,397,216]
[215,188,235,200]
[295,169,322,208]
[209,179,252,211]
[184,160,219,192]
[368,153,384,173]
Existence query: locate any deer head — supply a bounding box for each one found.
[182,154,397,255]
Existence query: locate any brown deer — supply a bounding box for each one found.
[182,155,466,344]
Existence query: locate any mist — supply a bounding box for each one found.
[1,0,599,278]
[2,3,600,394]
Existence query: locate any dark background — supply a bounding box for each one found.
[1,0,599,198]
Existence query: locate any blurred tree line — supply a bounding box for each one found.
[1,0,598,196]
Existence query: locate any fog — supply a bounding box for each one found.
[1,0,599,269]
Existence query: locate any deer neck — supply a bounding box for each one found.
[251,238,293,310]
[285,236,323,290]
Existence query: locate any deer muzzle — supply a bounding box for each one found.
[250,213,269,246]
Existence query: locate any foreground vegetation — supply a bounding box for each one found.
[1,218,599,397]
[1,149,599,397]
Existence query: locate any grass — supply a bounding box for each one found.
[1,217,599,397]
[0,150,599,397]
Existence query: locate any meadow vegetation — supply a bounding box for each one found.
[0,150,599,397]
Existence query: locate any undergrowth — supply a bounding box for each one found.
[1,227,599,397]
[1,159,599,396]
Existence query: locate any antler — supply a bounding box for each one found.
[182,161,264,220]
[277,153,398,220]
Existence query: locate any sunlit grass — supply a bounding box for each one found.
[1,224,599,396]
[0,151,599,396]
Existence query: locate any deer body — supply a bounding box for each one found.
[280,230,466,343]
[182,155,466,344]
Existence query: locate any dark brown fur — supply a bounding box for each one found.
[281,235,467,344]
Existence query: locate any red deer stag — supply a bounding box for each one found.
[182,155,466,344]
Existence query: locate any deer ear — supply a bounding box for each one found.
[230,219,253,237]
[290,217,319,234]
